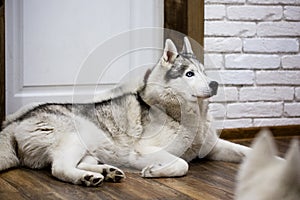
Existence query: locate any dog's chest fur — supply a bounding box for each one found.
[88,92,205,162]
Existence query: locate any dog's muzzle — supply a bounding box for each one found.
[209,81,219,96]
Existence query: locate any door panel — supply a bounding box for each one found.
[6,0,163,114]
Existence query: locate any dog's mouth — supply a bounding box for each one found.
[192,93,215,99]
[192,88,218,99]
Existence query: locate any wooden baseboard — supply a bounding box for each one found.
[219,125,300,140]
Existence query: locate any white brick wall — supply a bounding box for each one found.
[284,103,300,117]
[205,38,242,52]
[204,54,223,69]
[225,54,280,69]
[204,0,300,130]
[282,55,300,68]
[227,102,283,118]
[239,87,294,101]
[284,6,300,20]
[205,5,226,20]
[296,88,300,100]
[257,22,300,36]
[227,6,282,21]
[256,71,300,85]
[206,70,255,85]
[248,0,300,5]
[205,22,257,36]
[243,38,299,53]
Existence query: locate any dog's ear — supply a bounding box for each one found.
[282,139,300,186]
[244,129,277,170]
[237,129,277,181]
[181,37,194,55]
[163,39,178,63]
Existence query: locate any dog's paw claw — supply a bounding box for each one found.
[141,165,155,177]
[103,165,125,182]
[81,173,104,186]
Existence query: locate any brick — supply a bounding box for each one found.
[227,102,283,118]
[208,103,226,119]
[240,86,294,101]
[205,21,256,37]
[256,71,300,85]
[209,87,238,102]
[253,118,300,127]
[204,53,223,69]
[206,70,254,85]
[205,38,242,53]
[213,119,253,130]
[296,88,300,100]
[225,54,280,69]
[284,6,300,20]
[244,38,299,53]
[205,5,226,20]
[282,55,300,69]
[227,6,282,21]
[257,22,300,36]
[248,0,300,4]
[284,103,300,117]
[205,0,245,3]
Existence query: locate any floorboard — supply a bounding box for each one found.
[0,136,298,200]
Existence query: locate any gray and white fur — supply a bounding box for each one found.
[0,37,250,186]
[235,129,300,200]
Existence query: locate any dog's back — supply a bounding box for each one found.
[235,129,300,200]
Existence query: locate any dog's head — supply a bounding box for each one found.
[144,37,218,102]
[235,129,300,200]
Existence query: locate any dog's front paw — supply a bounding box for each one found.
[141,164,161,177]
[141,165,153,177]
[81,173,104,186]
[103,165,125,182]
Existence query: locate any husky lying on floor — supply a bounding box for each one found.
[0,37,250,186]
[235,129,300,200]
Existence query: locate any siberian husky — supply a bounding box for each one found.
[0,37,250,186]
[235,129,300,200]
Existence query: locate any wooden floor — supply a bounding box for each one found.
[0,136,298,200]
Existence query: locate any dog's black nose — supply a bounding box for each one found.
[209,81,218,95]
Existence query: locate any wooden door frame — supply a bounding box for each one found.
[164,0,204,61]
[0,0,4,128]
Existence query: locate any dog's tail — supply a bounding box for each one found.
[0,124,20,171]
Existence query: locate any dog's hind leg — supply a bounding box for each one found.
[51,136,104,186]
[207,138,251,162]
[130,146,189,178]
[77,155,125,182]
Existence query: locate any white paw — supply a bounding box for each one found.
[81,173,104,186]
[141,160,188,178]
[141,164,160,177]
[103,165,126,182]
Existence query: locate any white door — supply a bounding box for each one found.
[6,0,163,114]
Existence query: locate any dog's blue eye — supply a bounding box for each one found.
[186,71,195,77]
